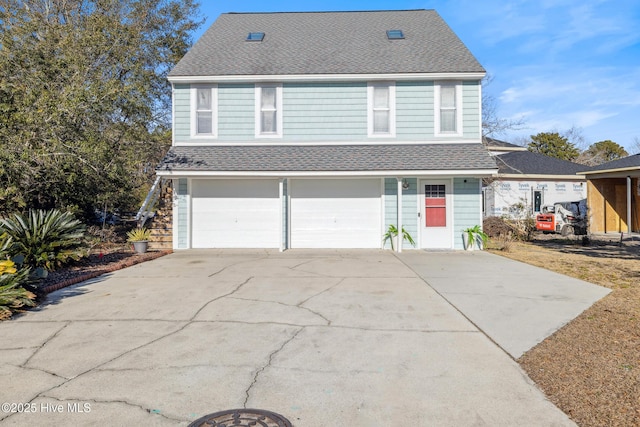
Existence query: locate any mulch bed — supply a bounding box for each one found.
[38,249,172,294]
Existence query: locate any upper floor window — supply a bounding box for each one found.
[368,82,396,137]
[435,82,462,136]
[191,84,217,138]
[255,83,283,138]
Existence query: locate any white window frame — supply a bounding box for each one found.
[190,84,218,139]
[255,83,283,138]
[434,81,463,137]
[367,82,396,138]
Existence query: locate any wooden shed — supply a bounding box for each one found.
[581,154,640,233]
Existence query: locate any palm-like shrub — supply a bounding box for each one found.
[0,259,35,320]
[0,209,86,271]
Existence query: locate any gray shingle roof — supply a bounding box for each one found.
[495,151,591,176]
[169,10,485,77]
[583,153,640,172]
[157,144,497,173]
[483,137,525,150]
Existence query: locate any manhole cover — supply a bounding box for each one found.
[188,408,293,427]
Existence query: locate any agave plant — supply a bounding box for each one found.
[0,209,86,271]
[0,259,35,320]
[126,227,151,242]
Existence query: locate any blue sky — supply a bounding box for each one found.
[194,1,640,152]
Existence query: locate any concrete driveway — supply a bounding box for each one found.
[0,250,608,425]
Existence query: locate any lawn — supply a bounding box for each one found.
[489,236,640,427]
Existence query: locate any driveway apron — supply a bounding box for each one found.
[397,250,611,358]
[0,250,581,426]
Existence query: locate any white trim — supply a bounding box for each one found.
[397,177,403,253]
[255,83,283,138]
[279,178,285,252]
[171,83,176,146]
[367,82,396,138]
[581,166,640,176]
[434,81,463,137]
[171,178,178,250]
[497,173,587,180]
[169,72,487,84]
[190,84,218,139]
[172,139,483,147]
[187,178,192,249]
[477,82,483,140]
[380,177,385,249]
[418,178,454,249]
[157,169,498,178]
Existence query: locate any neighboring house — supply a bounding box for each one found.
[580,154,640,233]
[483,136,527,156]
[483,150,588,218]
[156,10,497,250]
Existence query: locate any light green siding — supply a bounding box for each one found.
[453,177,481,249]
[174,84,190,141]
[384,177,418,249]
[218,84,255,140]
[397,82,434,139]
[462,81,481,139]
[173,80,482,143]
[176,178,188,249]
[282,82,367,141]
[401,178,418,249]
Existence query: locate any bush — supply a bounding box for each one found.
[0,259,35,320]
[483,216,537,242]
[0,209,87,272]
[483,217,513,238]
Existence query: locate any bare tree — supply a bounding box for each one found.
[482,75,526,137]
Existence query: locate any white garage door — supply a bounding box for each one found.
[191,179,280,248]
[290,179,382,248]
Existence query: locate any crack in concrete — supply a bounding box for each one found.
[22,321,71,368]
[19,364,70,380]
[226,296,330,325]
[191,276,253,320]
[207,256,271,278]
[18,275,257,410]
[243,327,304,408]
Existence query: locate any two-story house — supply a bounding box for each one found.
[156,10,497,250]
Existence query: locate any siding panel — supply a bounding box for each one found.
[384,178,397,249]
[453,177,481,249]
[462,81,480,139]
[396,82,434,139]
[283,82,368,141]
[176,178,188,249]
[174,84,191,142]
[218,84,255,140]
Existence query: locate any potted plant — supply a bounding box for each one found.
[126,227,151,254]
[462,225,488,250]
[383,224,416,250]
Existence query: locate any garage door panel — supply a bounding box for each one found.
[291,179,381,248]
[191,179,280,248]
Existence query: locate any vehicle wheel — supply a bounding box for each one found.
[561,225,574,236]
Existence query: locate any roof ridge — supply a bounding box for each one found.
[225,10,431,15]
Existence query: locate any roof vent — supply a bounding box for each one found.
[386,30,404,40]
[246,32,265,42]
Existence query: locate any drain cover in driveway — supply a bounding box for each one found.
[188,408,293,427]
